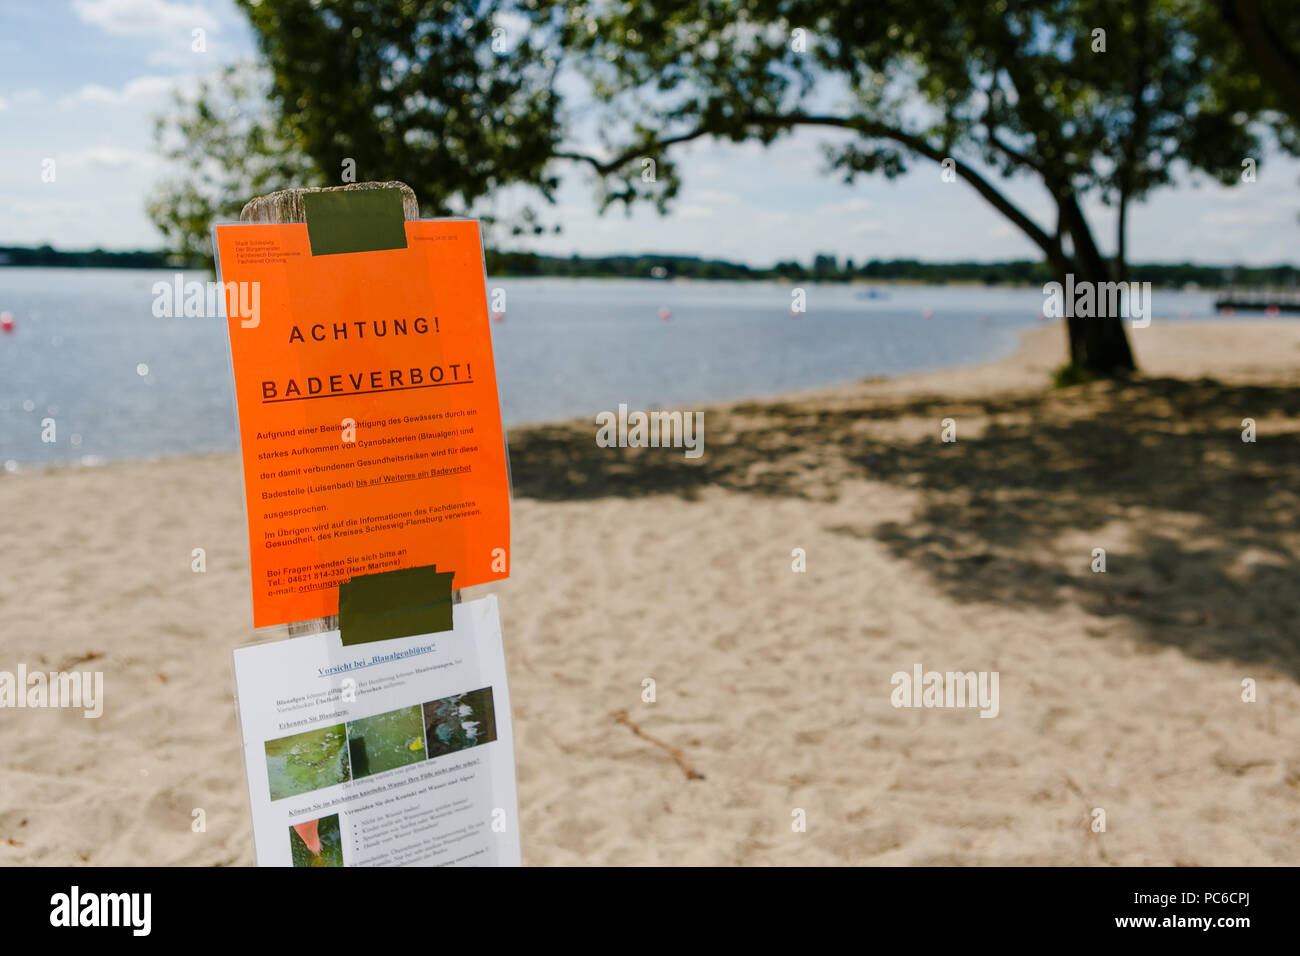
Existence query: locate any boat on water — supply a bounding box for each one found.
[1213,289,1300,315]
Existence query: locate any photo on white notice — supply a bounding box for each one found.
[232,595,519,867]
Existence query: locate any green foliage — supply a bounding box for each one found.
[148,2,571,260]
[235,0,564,218]
[147,63,321,262]
[1192,0,1300,150]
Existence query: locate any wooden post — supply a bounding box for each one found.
[239,181,423,638]
[240,180,419,225]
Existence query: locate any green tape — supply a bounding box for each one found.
[339,565,454,645]
[303,188,409,256]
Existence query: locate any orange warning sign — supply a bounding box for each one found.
[214,219,509,628]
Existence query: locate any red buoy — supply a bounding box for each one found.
[658,307,672,322]
[0,312,13,334]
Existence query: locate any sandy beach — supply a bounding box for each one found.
[1,318,1297,866]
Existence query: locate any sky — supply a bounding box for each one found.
[1,0,1298,268]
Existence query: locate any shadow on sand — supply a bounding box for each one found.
[508,376,1300,678]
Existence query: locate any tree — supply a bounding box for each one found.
[556,0,1264,377]
[1211,0,1300,133]
[148,63,319,262]
[236,0,564,214]
[149,0,567,259]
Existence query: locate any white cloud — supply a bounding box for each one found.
[60,75,182,109]
[678,205,717,220]
[74,0,223,65]
[59,146,159,170]
[1195,181,1272,202]
[813,197,873,216]
[3,196,89,220]
[689,189,740,205]
[72,0,219,37]
[1201,207,1289,226]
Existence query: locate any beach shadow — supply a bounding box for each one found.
[508,376,1300,677]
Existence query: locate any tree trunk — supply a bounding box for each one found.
[1116,189,1129,284]
[1058,195,1137,377]
[1063,301,1136,377]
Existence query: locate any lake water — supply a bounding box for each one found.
[0,268,1218,467]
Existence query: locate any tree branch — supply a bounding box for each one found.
[555,101,1077,273]
[560,109,1062,264]
[979,73,1046,175]
[553,125,717,176]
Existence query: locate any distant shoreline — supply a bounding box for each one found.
[1,251,1296,290]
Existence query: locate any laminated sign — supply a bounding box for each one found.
[215,217,510,628]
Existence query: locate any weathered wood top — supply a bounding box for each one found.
[240,181,419,224]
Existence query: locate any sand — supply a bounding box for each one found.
[1,318,1298,865]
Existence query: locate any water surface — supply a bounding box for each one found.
[0,269,1217,466]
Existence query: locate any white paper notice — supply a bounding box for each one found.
[232,595,520,867]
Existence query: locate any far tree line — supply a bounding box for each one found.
[486,252,1299,289]
[4,244,1297,290]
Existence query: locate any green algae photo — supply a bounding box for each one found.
[265,725,350,801]
[345,705,427,780]
[289,813,343,868]
[423,687,497,759]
